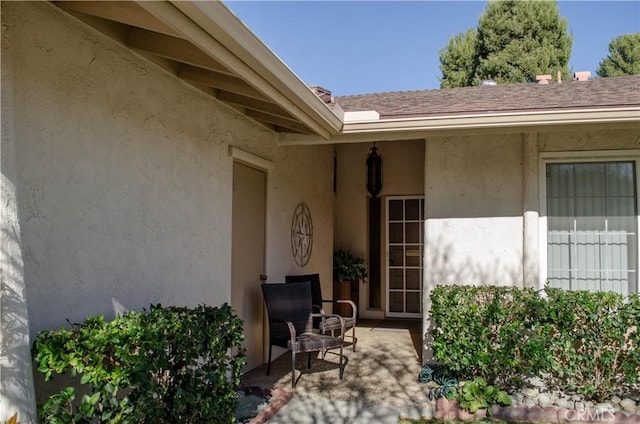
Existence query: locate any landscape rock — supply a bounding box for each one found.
[528,377,546,388]
[595,402,615,412]
[538,393,554,408]
[522,387,540,398]
[556,397,575,409]
[620,399,637,413]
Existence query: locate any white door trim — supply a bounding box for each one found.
[229,145,274,171]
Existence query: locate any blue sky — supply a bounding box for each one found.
[224,1,640,96]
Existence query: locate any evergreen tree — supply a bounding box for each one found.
[439,0,572,87]
[596,33,640,77]
[439,28,478,88]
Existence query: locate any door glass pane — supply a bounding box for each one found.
[389,246,404,266]
[406,292,421,313]
[389,223,403,243]
[546,161,637,296]
[405,199,420,220]
[389,200,403,221]
[405,222,420,243]
[389,291,404,313]
[406,245,421,267]
[389,269,404,289]
[406,269,421,290]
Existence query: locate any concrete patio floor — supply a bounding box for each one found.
[239,319,435,422]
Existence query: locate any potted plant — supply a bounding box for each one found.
[333,250,367,317]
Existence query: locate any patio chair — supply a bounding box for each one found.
[261,281,346,388]
[285,273,358,351]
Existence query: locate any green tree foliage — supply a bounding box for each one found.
[596,33,640,77]
[439,0,573,87]
[439,28,478,88]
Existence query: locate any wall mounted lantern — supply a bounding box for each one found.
[366,143,382,198]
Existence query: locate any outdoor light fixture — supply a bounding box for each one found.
[366,143,382,198]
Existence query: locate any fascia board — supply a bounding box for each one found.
[278,107,640,145]
[341,108,640,135]
[159,1,343,137]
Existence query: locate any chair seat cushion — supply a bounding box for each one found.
[288,332,344,352]
[318,316,355,333]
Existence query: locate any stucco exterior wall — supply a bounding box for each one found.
[267,145,335,291]
[422,129,639,291]
[7,1,239,336]
[1,2,334,419]
[1,4,38,420]
[424,134,525,287]
[539,127,640,152]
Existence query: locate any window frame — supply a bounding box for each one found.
[538,149,640,293]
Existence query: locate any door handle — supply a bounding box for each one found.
[259,274,268,282]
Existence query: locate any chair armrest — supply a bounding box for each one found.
[311,313,345,336]
[272,318,297,342]
[335,300,357,319]
[313,304,327,315]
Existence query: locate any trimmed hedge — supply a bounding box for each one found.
[32,303,246,423]
[430,285,639,399]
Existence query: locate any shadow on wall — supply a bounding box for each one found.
[1,225,37,421]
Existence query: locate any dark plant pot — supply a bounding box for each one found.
[333,280,359,318]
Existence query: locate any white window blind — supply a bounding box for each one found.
[546,162,638,296]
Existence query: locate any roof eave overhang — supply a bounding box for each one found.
[136,1,343,139]
[279,107,640,145]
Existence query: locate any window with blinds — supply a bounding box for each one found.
[546,161,638,296]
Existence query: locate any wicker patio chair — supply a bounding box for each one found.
[261,281,346,388]
[285,273,358,351]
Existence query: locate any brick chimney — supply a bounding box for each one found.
[310,86,333,104]
[574,71,591,81]
[536,74,552,84]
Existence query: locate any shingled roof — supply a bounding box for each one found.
[334,75,640,119]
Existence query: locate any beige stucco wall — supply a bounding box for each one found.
[1,2,334,420]
[1,3,38,420]
[424,134,525,287]
[267,145,335,289]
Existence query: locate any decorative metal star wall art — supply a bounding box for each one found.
[291,202,313,267]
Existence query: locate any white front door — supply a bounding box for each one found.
[386,196,424,318]
[232,162,266,372]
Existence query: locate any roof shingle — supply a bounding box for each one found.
[334,75,640,119]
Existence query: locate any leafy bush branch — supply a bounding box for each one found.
[430,284,639,400]
[32,304,246,423]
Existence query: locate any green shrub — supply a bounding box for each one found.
[430,285,551,387]
[541,288,640,397]
[32,303,246,423]
[430,284,639,399]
